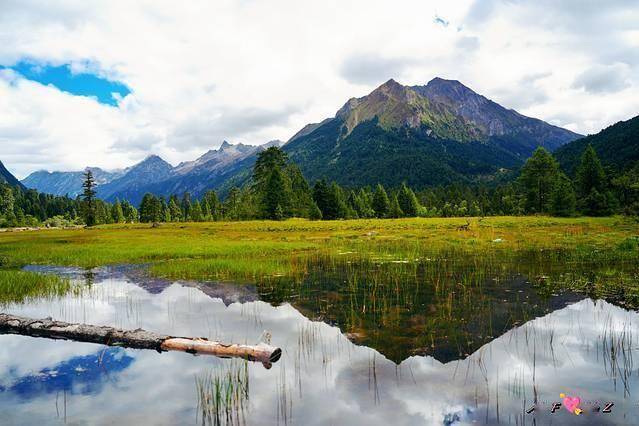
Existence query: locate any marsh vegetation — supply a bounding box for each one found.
[0,216,637,424]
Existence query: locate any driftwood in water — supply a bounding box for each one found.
[0,313,282,367]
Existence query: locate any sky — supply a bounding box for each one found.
[0,0,638,179]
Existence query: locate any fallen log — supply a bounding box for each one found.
[0,313,282,368]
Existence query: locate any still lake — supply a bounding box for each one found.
[0,262,638,425]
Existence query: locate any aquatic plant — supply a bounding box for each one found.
[0,270,72,306]
[195,360,250,426]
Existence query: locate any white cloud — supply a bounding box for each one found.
[572,63,632,94]
[0,0,638,178]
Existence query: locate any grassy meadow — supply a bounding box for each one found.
[0,216,637,359]
[0,216,637,274]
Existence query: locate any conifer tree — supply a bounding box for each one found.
[201,200,211,220]
[191,200,203,222]
[120,200,137,223]
[112,200,125,223]
[0,185,14,217]
[575,145,611,216]
[551,173,577,217]
[372,184,390,218]
[389,194,404,218]
[397,183,420,217]
[313,179,334,220]
[517,147,560,214]
[181,192,192,221]
[253,147,288,190]
[168,197,182,222]
[139,193,156,223]
[81,170,97,226]
[330,182,349,219]
[287,165,315,218]
[576,145,607,196]
[263,166,289,219]
[224,187,241,220]
[309,201,323,220]
[95,200,110,224]
[203,190,221,220]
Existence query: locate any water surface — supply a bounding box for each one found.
[0,263,638,425]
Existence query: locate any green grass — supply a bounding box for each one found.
[0,270,71,306]
[0,216,636,362]
[0,216,636,282]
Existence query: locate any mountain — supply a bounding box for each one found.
[555,115,639,175]
[22,167,124,197]
[0,161,24,188]
[97,155,174,202]
[173,141,255,175]
[282,78,581,188]
[413,77,580,155]
[101,141,283,205]
[18,141,277,205]
[15,77,581,205]
[288,118,333,143]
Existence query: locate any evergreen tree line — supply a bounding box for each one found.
[2,144,638,227]
[0,170,138,228]
[0,183,86,227]
[136,145,639,222]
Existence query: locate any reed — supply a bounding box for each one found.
[195,361,250,426]
[0,270,72,306]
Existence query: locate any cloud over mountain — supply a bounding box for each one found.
[0,1,637,178]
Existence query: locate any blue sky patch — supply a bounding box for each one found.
[2,61,130,106]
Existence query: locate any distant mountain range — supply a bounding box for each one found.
[22,140,282,205]
[21,77,584,203]
[555,114,639,175]
[0,161,24,188]
[22,167,124,198]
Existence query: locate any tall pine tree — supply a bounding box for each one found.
[518,147,560,214]
[81,170,97,226]
[372,184,390,218]
[575,144,611,216]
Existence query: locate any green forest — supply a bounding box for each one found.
[1,143,638,228]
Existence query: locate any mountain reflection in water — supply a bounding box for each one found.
[0,265,636,425]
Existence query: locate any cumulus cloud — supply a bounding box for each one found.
[572,63,632,94]
[492,72,552,110]
[0,0,638,177]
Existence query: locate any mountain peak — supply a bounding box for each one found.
[421,77,479,101]
[379,78,401,88]
[142,154,163,162]
[220,140,232,150]
[427,76,464,86]
[133,155,172,171]
[372,78,409,98]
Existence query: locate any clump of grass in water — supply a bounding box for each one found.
[196,360,250,426]
[0,270,72,306]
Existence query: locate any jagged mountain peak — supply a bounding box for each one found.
[335,77,478,140]
[421,77,481,102]
[140,154,167,164]
[173,141,257,176]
